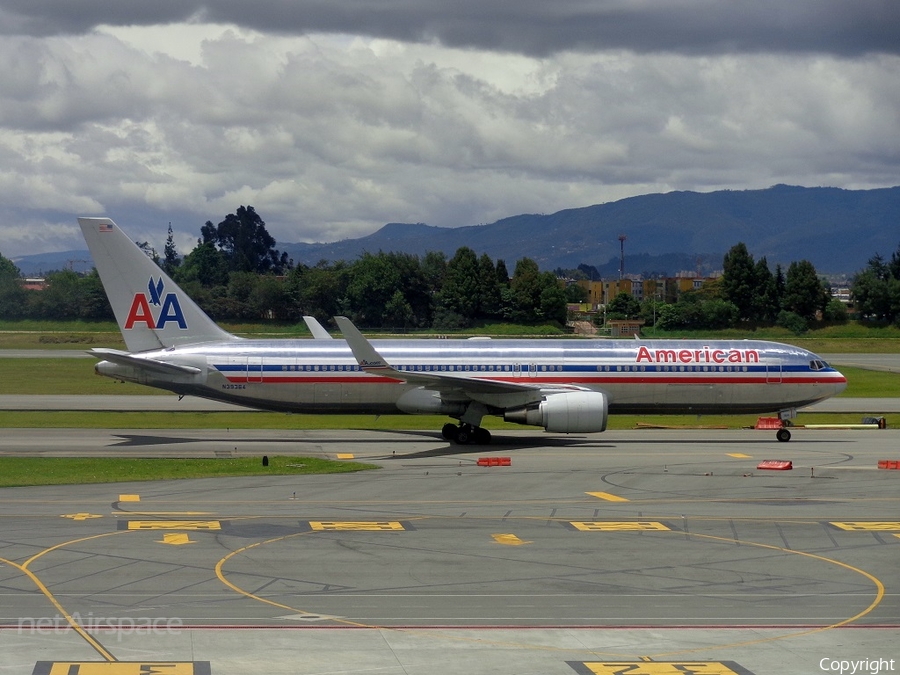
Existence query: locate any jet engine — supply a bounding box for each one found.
[504,391,608,433]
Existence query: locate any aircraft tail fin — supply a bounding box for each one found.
[79,217,239,352]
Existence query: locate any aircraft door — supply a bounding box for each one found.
[766,358,782,383]
[247,356,263,383]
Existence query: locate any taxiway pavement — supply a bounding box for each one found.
[0,428,898,675]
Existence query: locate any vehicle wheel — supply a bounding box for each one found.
[442,423,458,441]
[455,427,471,445]
[474,427,492,445]
[776,428,791,442]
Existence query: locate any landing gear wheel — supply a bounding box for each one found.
[776,428,792,442]
[474,427,492,445]
[455,424,472,445]
[441,423,459,441]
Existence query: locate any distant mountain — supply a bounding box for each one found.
[281,185,900,275]
[14,185,900,277]
[12,250,94,277]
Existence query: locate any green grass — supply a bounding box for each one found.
[835,366,900,397]
[0,456,378,488]
[0,359,164,395]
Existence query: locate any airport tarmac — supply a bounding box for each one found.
[0,427,898,675]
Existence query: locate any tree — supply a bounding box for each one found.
[720,243,758,321]
[136,241,160,266]
[79,269,114,319]
[384,289,414,328]
[201,206,289,274]
[176,241,229,288]
[504,258,543,322]
[753,257,779,323]
[434,247,480,327]
[342,251,430,327]
[606,292,641,319]
[538,273,568,324]
[783,260,829,321]
[287,260,349,325]
[33,270,83,319]
[163,223,180,275]
[566,283,589,304]
[0,253,25,319]
[476,253,502,319]
[250,275,292,320]
[852,248,900,324]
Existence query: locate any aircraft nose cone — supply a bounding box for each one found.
[833,370,848,396]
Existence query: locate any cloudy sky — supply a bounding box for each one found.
[1,1,898,258]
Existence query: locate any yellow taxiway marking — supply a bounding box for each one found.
[336,453,355,459]
[157,533,196,546]
[118,494,140,502]
[62,513,103,521]
[309,521,405,531]
[575,661,750,675]
[492,533,532,546]
[727,453,752,458]
[120,511,215,516]
[586,491,629,502]
[830,521,900,531]
[1,531,128,662]
[127,521,221,531]
[571,521,671,532]
[36,663,206,675]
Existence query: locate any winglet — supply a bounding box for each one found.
[303,316,333,339]
[334,316,395,374]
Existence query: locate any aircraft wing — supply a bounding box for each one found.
[89,348,203,376]
[334,316,581,408]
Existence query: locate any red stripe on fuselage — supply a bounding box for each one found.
[223,374,843,386]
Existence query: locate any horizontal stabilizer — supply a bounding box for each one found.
[89,348,203,375]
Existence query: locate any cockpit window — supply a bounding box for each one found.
[809,360,826,371]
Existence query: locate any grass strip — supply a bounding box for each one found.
[0,456,378,488]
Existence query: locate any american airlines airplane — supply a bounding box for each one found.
[79,217,847,444]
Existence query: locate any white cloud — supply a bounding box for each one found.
[0,20,897,259]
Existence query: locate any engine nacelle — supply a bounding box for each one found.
[504,391,608,433]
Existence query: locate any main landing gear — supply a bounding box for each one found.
[442,422,492,445]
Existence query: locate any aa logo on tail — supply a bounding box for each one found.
[125,277,188,330]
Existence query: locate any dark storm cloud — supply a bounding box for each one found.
[1,0,897,56]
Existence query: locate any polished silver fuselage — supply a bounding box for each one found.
[97,337,847,416]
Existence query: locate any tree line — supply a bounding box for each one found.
[0,206,897,333]
[0,207,572,329]
[603,242,851,333]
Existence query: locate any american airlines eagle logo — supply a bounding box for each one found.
[124,277,188,330]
